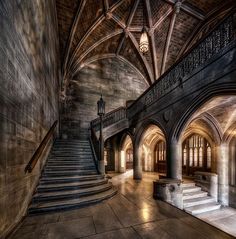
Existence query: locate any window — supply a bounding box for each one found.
[182,134,212,175]
[154,141,166,173]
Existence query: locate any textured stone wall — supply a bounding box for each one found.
[0,0,60,237]
[61,58,148,139]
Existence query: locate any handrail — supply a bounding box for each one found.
[25,120,58,173]
[91,107,127,131]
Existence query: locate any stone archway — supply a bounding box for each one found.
[133,120,167,179]
[173,95,236,205]
[119,133,134,173]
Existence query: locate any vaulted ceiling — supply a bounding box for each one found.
[56,0,235,93]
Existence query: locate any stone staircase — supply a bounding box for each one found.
[183,182,221,215]
[29,139,117,214]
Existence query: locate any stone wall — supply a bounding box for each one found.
[0,0,60,237]
[61,58,148,139]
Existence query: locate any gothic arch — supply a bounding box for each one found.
[172,84,236,142]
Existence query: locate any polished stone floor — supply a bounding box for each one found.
[9,171,235,239]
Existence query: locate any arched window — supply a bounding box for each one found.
[154,140,166,173]
[182,134,212,176]
[126,148,133,169]
[229,137,236,186]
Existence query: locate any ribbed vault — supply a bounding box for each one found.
[56,0,236,96]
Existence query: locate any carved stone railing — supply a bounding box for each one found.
[128,13,236,114]
[89,127,99,173]
[91,107,127,131]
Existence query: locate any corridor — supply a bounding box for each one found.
[9,172,235,239]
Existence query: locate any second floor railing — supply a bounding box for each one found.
[91,107,127,131]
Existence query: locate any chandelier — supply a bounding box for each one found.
[139,28,149,53]
[139,3,149,54]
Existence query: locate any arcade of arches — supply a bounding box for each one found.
[105,96,236,208]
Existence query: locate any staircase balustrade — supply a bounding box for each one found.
[91,107,127,131]
[89,127,99,172]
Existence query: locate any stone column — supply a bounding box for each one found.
[118,150,126,173]
[166,139,182,180]
[133,142,142,179]
[216,143,229,205]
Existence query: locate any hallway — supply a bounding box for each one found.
[9,172,235,239]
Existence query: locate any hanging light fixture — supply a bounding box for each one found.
[139,28,149,53]
[139,2,149,54]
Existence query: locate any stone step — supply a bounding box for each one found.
[52,150,91,152]
[50,153,93,157]
[47,161,95,166]
[182,183,195,188]
[33,183,113,202]
[40,175,104,184]
[183,191,208,200]
[52,147,91,150]
[44,165,96,171]
[184,202,221,215]
[48,158,93,161]
[38,178,108,192]
[182,186,201,193]
[183,196,216,207]
[29,188,117,214]
[51,151,91,154]
[54,142,90,146]
[42,170,97,177]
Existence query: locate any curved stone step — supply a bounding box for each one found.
[38,178,108,192]
[49,155,93,158]
[33,183,113,202]
[47,160,94,166]
[44,165,96,171]
[29,188,117,214]
[42,170,97,177]
[40,175,104,184]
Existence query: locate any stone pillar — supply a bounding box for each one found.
[166,139,182,180]
[216,143,229,205]
[118,150,126,173]
[133,142,142,179]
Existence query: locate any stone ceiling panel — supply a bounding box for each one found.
[56,0,80,61]
[69,0,104,60]
[165,11,199,71]
[186,0,224,15]
[120,37,150,83]
[113,0,134,25]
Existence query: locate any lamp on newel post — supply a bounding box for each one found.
[97,95,105,175]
